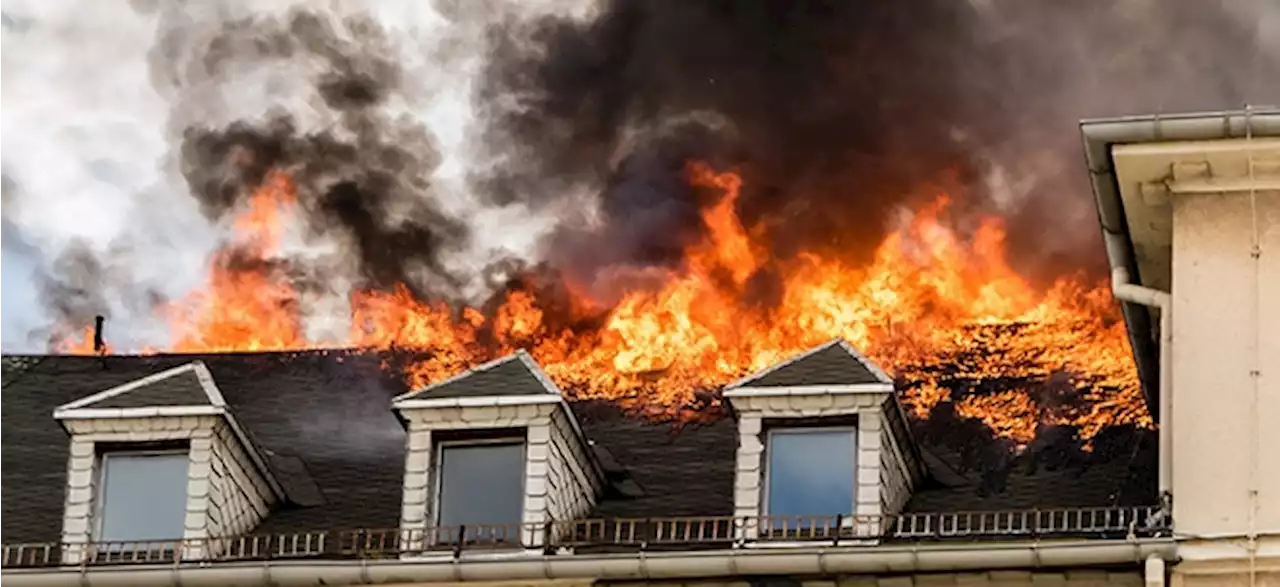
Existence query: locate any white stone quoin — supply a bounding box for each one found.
[53,362,283,563]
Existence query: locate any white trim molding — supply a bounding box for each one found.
[724,383,894,397]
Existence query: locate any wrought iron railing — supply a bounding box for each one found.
[1,505,1169,569]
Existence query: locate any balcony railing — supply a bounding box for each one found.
[1,505,1170,569]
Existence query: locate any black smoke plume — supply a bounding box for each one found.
[14,0,1278,347]
[164,10,470,298]
[476,0,1279,289]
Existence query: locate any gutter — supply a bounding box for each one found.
[1079,107,1280,499]
[1,539,1176,587]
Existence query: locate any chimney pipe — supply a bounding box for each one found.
[93,315,105,354]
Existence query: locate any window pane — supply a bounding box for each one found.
[766,429,856,518]
[99,453,190,542]
[437,442,524,540]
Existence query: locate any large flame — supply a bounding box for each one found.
[57,163,1151,446]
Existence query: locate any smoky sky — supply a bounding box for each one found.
[2,0,1277,351]
[168,10,472,299]
[476,0,1279,288]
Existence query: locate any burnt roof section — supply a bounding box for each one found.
[395,352,557,402]
[737,339,888,388]
[68,365,213,410]
[0,351,1156,545]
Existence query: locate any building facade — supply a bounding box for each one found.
[2,107,1276,586]
[1082,108,1280,586]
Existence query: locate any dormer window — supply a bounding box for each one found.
[52,361,285,564]
[725,339,925,542]
[435,438,526,543]
[96,448,190,544]
[392,351,604,553]
[764,427,856,522]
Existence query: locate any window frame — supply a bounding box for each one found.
[430,436,528,534]
[760,426,859,520]
[92,448,192,546]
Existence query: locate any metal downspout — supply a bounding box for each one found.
[1111,266,1173,500]
[1145,552,1166,587]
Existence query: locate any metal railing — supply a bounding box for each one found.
[1,505,1169,569]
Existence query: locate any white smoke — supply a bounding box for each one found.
[0,0,597,351]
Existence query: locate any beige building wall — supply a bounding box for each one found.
[1170,190,1280,538]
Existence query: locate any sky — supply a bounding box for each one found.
[0,0,597,352]
[2,0,1277,353]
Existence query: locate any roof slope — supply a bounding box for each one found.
[731,339,890,388]
[1,351,1156,544]
[59,363,214,410]
[395,351,558,402]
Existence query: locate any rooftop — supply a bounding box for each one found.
[2,349,1161,563]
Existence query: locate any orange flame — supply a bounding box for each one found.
[55,164,1151,445]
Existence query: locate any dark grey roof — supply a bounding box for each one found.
[74,366,212,409]
[396,353,555,401]
[0,351,1156,545]
[748,343,884,387]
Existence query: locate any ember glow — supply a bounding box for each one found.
[57,163,1151,446]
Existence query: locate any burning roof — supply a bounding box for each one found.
[27,0,1272,450]
[56,160,1149,450]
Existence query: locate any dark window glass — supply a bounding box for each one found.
[98,452,190,542]
[765,429,856,519]
[437,442,525,543]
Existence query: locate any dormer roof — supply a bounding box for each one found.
[393,350,561,407]
[726,338,893,392]
[54,362,218,415]
[52,361,286,502]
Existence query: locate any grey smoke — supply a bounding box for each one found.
[1,0,594,350]
[1,0,1277,352]
[474,0,1280,295]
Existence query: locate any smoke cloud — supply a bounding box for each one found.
[1,0,1277,351]
[475,0,1280,292]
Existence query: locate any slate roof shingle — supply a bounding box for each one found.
[72,365,213,410]
[0,350,1157,545]
[737,340,888,388]
[396,352,556,401]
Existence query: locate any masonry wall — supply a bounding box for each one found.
[878,399,919,516]
[1171,191,1280,537]
[206,419,275,541]
[547,406,600,522]
[398,402,600,550]
[879,425,910,516]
